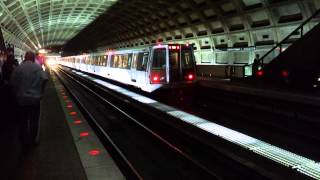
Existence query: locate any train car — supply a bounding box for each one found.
[58,44,196,92]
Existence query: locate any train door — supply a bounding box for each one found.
[85,56,89,71]
[95,56,100,74]
[98,55,108,76]
[136,51,149,89]
[106,53,111,78]
[130,52,138,84]
[86,56,90,72]
[168,44,195,82]
[90,56,95,73]
[75,57,78,69]
[80,56,87,71]
[92,56,96,72]
[78,57,81,69]
[149,46,168,84]
[80,56,85,71]
[94,56,100,73]
[181,45,196,81]
[168,45,180,82]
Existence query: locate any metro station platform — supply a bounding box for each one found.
[193,77,320,163]
[0,70,124,180]
[197,77,320,105]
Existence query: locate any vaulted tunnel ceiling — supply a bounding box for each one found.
[64,0,320,53]
[0,0,118,50]
[1,0,320,53]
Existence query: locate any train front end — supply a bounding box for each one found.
[149,44,196,91]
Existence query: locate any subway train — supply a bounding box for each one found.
[58,44,197,92]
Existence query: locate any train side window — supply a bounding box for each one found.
[93,56,96,65]
[116,55,120,68]
[110,55,115,67]
[136,52,149,71]
[92,56,95,65]
[89,56,92,65]
[85,57,88,64]
[94,56,97,65]
[136,52,145,71]
[152,48,166,70]
[121,55,125,68]
[117,55,123,68]
[142,52,149,70]
[127,54,132,69]
[131,53,138,69]
[98,56,101,66]
[99,56,102,66]
[122,54,130,69]
[105,55,107,66]
[112,55,119,68]
[97,56,100,66]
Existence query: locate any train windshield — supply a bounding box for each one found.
[151,48,167,84]
[152,48,166,69]
[181,49,194,69]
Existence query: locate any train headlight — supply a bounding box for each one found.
[153,76,159,82]
[256,70,264,77]
[46,59,57,66]
[187,74,194,81]
[151,75,161,84]
[281,70,289,78]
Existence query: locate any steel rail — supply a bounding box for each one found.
[54,68,144,180]
[55,67,222,179]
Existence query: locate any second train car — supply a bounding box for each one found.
[59,44,196,92]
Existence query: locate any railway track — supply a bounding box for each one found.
[52,66,316,179]
[54,67,221,179]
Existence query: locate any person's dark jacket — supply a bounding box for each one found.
[2,56,16,81]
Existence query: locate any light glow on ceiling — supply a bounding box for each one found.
[0,0,118,50]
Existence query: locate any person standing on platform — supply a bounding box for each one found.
[0,51,5,86]
[10,51,48,146]
[252,54,260,76]
[2,48,17,85]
